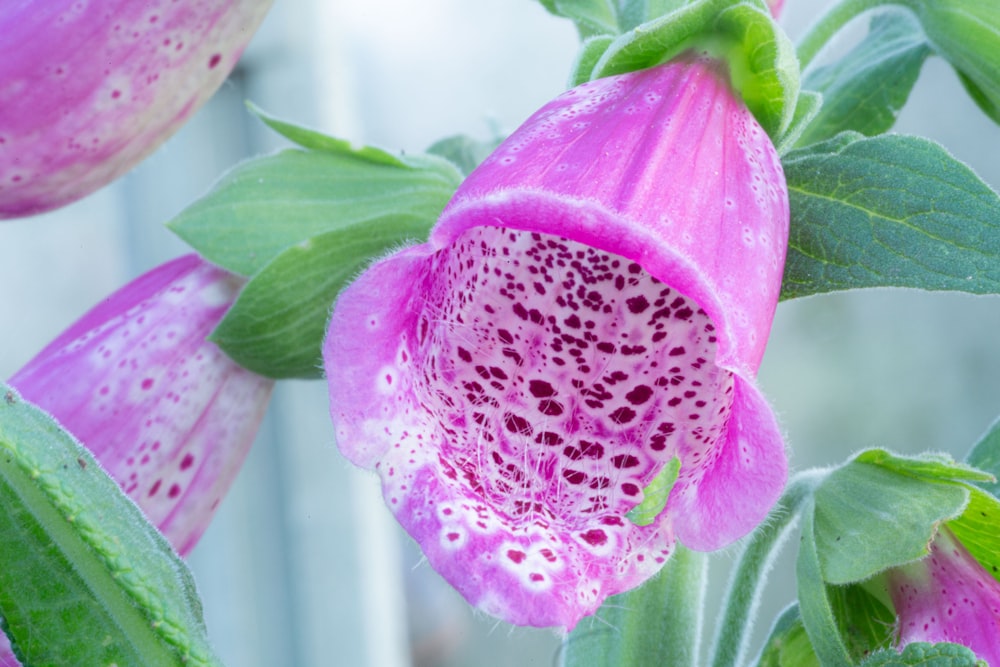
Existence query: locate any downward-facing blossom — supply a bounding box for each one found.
[888,527,1000,665]
[9,254,274,556]
[324,55,788,628]
[0,0,272,219]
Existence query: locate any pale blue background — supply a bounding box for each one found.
[1,2,998,665]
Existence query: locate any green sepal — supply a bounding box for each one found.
[858,642,982,667]
[813,449,984,586]
[774,90,822,155]
[168,131,461,278]
[589,0,799,139]
[0,386,221,667]
[796,10,931,147]
[946,487,1000,586]
[624,456,680,526]
[210,215,433,379]
[781,132,1000,300]
[569,34,615,86]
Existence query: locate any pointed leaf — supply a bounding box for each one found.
[535,0,620,37]
[813,450,972,585]
[0,386,220,666]
[797,10,931,146]
[827,584,896,659]
[211,214,433,379]
[964,416,1000,497]
[168,148,462,277]
[782,132,1000,299]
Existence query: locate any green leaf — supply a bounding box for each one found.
[797,502,854,667]
[813,450,975,585]
[827,584,896,660]
[754,605,821,667]
[859,642,980,667]
[591,0,800,139]
[248,102,409,167]
[562,545,705,667]
[947,487,1000,586]
[624,456,679,525]
[902,0,1000,125]
[568,34,615,86]
[781,132,1000,300]
[426,134,502,177]
[535,0,620,38]
[211,215,432,379]
[964,416,1000,497]
[168,147,461,277]
[797,10,931,146]
[0,386,220,667]
[775,89,822,155]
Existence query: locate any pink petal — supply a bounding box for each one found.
[324,55,788,628]
[9,254,273,556]
[0,0,272,219]
[889,527,1000,665]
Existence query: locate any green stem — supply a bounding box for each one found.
[561,545,708,667]
[796,0,883,71]
[708,471,823,667]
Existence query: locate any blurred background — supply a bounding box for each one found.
[1,2,998,665]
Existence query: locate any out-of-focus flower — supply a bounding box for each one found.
[324,54,788,628]
[768,0,785,18]
[9,254,274,555]
[0,0,272,219]
[888,526,1000,665]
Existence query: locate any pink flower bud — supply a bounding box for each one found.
[0,0,272,219]
[888,527,1000,664]
[9,254,273,556]
[323,55,789,628]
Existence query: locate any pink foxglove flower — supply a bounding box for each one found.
[9,254,273,556]
[888,527,1000,664]
[324,55,789,628]
[0,0,272,219]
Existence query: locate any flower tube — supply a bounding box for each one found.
[9,254,273,556]
[0,0,272,219]
[324,55,789,628]
[888,527,1000,664]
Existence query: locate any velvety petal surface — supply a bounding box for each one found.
[888,528,1000,665]
[325,56,788,628]
[0,0,272,219]
[9,254,274,556]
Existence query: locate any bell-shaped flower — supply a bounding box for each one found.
[887,527,1000,664]
[0,0,272,219]
[324,54,789,628]
[8,254,274,556]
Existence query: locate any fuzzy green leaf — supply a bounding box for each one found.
[797,10,931,147]
[168,147,461,277]
[782,132,1000,299]
[426,134,502,177]
[859,642,980,667]
[0,386,220,667]
[211,215,432,379]
[755,605,821,667]
[965,416,1000,498]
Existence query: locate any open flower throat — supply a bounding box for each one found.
[326,56,789,629]
[415,226,733,532]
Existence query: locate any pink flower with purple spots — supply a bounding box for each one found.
[9,254,273,556]
[324,55,789,628]
[0,0,272,219]
[888,527,1000,664]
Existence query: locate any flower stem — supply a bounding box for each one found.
[707,472,822,667]
[796,0,886,72]
[561,545,707,667]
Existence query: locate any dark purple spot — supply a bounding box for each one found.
[625,385,654,405]
[148,480,161,497]
[563,469,587,485]
[141,378,154,390]
[536,431,564,446]
[179,453,194,471]
[609,407,637,424]
[208,53,222,69]
[447,532,460,542]
[457,347,472,362]
[611,454,640,469]
[504,412,532,435]
[626,295,650,313]
[622,483,640,496]
[168,484,181,499]
[669,346,686,356]
[538,399,564,416]
[507,549,526,564]
[596,341,616,354]
[529,380,555,398]
[580,529,608,546]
